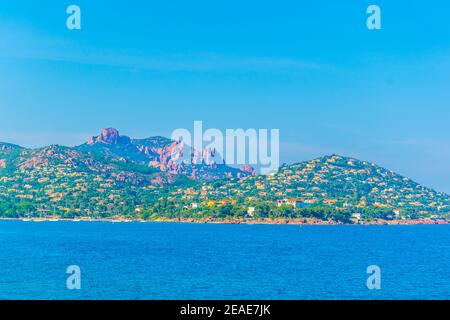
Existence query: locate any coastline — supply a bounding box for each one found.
[0,217,448,225]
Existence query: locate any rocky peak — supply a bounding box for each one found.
[87,128,131,145]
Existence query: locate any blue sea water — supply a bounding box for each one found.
[0,221,449,300]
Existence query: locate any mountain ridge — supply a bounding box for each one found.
[76,128,253,180]
[1,130,449,222]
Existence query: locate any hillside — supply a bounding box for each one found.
[0,142,23,151]
[0,144,185,217]
[1,133,449,222]
[170,155,450,221]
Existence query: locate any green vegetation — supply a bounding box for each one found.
[1,146,449,223]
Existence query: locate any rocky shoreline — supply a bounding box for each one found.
[0,217,448,225]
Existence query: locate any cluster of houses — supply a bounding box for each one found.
[1,152,449,220]
[158,155,450,219]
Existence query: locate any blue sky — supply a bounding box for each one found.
[1,0,450,192]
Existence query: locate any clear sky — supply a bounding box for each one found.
[1,0,450,192]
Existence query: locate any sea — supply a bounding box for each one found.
[0,221,449,300]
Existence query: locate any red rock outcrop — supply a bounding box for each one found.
[87,128,131,145]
